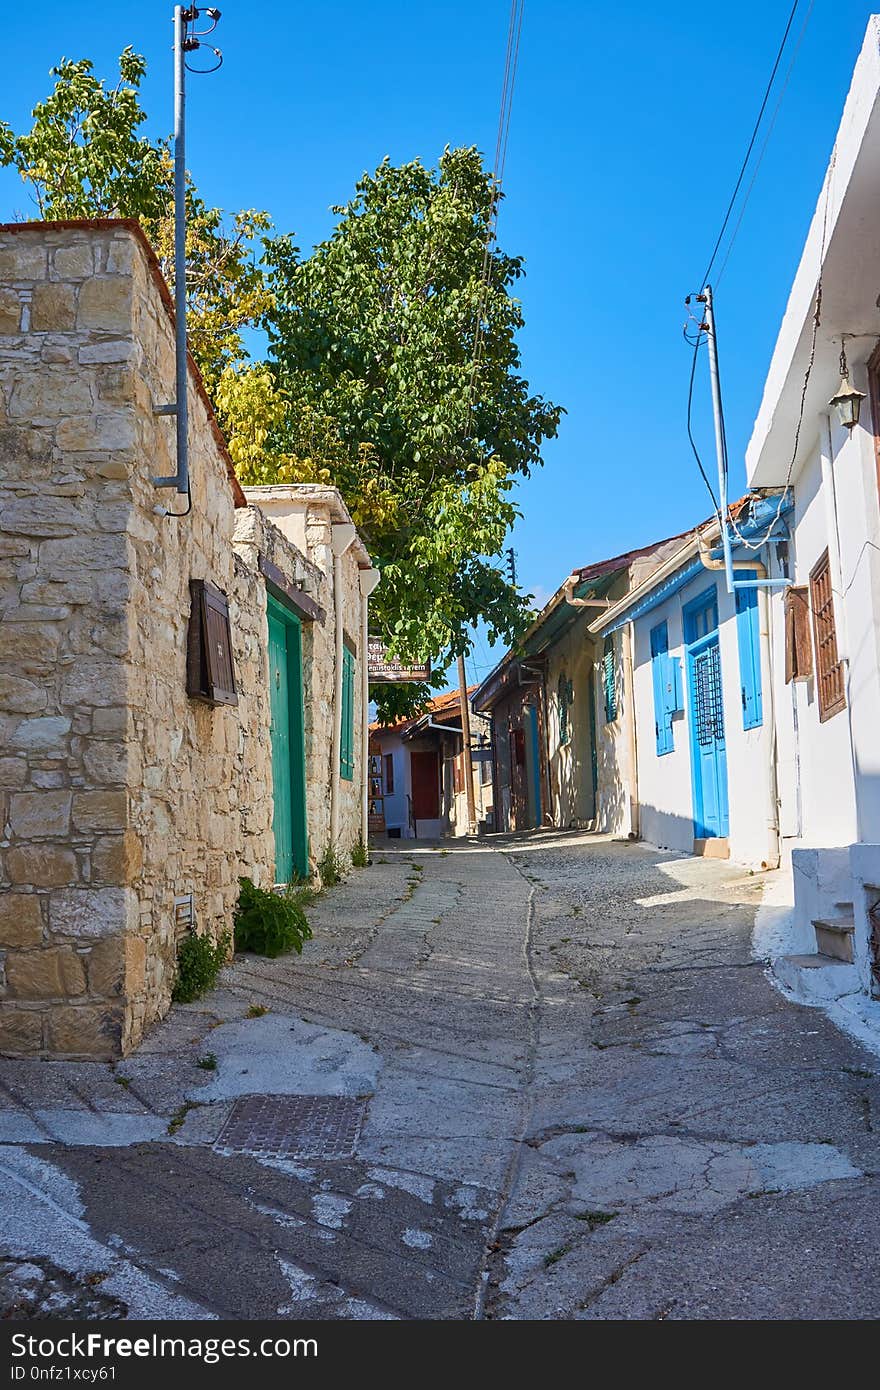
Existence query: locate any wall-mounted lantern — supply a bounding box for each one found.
[828,341,866,431]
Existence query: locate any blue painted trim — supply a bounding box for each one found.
[683,588,729,839]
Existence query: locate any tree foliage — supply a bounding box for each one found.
[263,149,562,715]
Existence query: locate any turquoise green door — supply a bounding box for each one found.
[267,598,308,882]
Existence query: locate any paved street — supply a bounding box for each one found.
[2,832,880,1320]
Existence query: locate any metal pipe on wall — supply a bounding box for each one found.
[359,568,381,851]
[329,524,356,853]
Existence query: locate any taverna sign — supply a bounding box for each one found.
[368,637,431,684]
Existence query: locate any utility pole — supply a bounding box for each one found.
[152,5,222,501]
[700,284,735,594]
[457,654,478,836]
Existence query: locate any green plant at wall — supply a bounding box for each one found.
[350,837,369,869]
[234,877,313,959]
[172,930,230,1004]
[317,844,345,887]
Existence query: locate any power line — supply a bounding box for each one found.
[699,0,801,291]
[715,0,815,289]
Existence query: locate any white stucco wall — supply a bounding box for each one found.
[631,569,777,868]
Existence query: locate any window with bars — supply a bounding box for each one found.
[602,635,618,723]
[809,549,846,722]
[340,644,356,779]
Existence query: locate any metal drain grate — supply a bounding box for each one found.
[214,1094,367,1160]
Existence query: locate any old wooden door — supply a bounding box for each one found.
[411,750,440,821]
[684,588,729,841]
[268,597,308,882]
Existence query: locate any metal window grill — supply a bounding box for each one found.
[693,644,723,746]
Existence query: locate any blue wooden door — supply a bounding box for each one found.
[268,599,308,882]
[684,590,729,840]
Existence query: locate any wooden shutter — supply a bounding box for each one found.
[602,635,618,722]
[650,621,674,755]
[735,577,763,729]
[784,586,813,684]
[187,579,237,706]
[384,752,394,794]
[809,550,846,721]
[452,753,463,794]
[340,646,355,779]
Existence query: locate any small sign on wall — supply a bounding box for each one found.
[174,894,194,929]
[368,636,431,683]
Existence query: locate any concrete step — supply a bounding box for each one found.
[813,917,856,963]
[693,837,730,860]
[774,952,860,1002]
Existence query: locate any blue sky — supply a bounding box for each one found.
[1,1,874,684]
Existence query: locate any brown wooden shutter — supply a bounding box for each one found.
[187,579,238,706]
[809,550,845,721]
[784,586,813,684]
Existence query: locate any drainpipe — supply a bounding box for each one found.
[359,567,381,852]
[621,623,640,839]
[562,577,611,608]
[330,523,356,852]
[698,528,780,867]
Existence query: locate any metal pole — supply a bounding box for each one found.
[457,654,478,836]
[173,5,189,496]
[702,285,734,594]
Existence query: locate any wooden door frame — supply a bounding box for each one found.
[267,593,309,881]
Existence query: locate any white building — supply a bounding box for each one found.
[591,498,784,870]
[744,16,880,1005]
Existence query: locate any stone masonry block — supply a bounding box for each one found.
[0,893,44,948]
[53,244,94,279]
[30,282,77,332]
[9,791,72,839]
[75,276,131,334]
[0,1006,43,1056]
[5,844,78,888]
[71,789,128,833]
[91,831,143,884]
[6,946,86,999]
[46,1004,122,1059]
[0,242,48,282]
[0,288,20,334]
[49,886,131,940]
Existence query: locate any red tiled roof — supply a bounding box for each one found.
[371,685,477,736]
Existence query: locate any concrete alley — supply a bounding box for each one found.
[1,833,880,1320]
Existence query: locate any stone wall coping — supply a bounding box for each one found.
[243,484,372,567]
[0,217,246,509]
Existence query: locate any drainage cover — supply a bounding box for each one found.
[214,1094,367,1160]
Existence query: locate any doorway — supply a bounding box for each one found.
[267,595,309,882]
[684,587,729,840]
[411,749,440,829]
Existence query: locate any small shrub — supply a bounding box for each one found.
[351,836,369,869]
[234,876,313,958]
[196,1053,217,1071]
[246,1003,269,1019]
[172,931,230,1004]
[317,843,345,887]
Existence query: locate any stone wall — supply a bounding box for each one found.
[0,221,371,1058]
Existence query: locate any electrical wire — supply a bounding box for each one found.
[699,0,801,292]
[715,0,815,289]
[685,328,719,515]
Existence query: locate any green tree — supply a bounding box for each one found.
[263,148,562,716]
[0,48,272,401]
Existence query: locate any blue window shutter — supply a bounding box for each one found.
[650,621,674,755]
[735,580,763,730]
